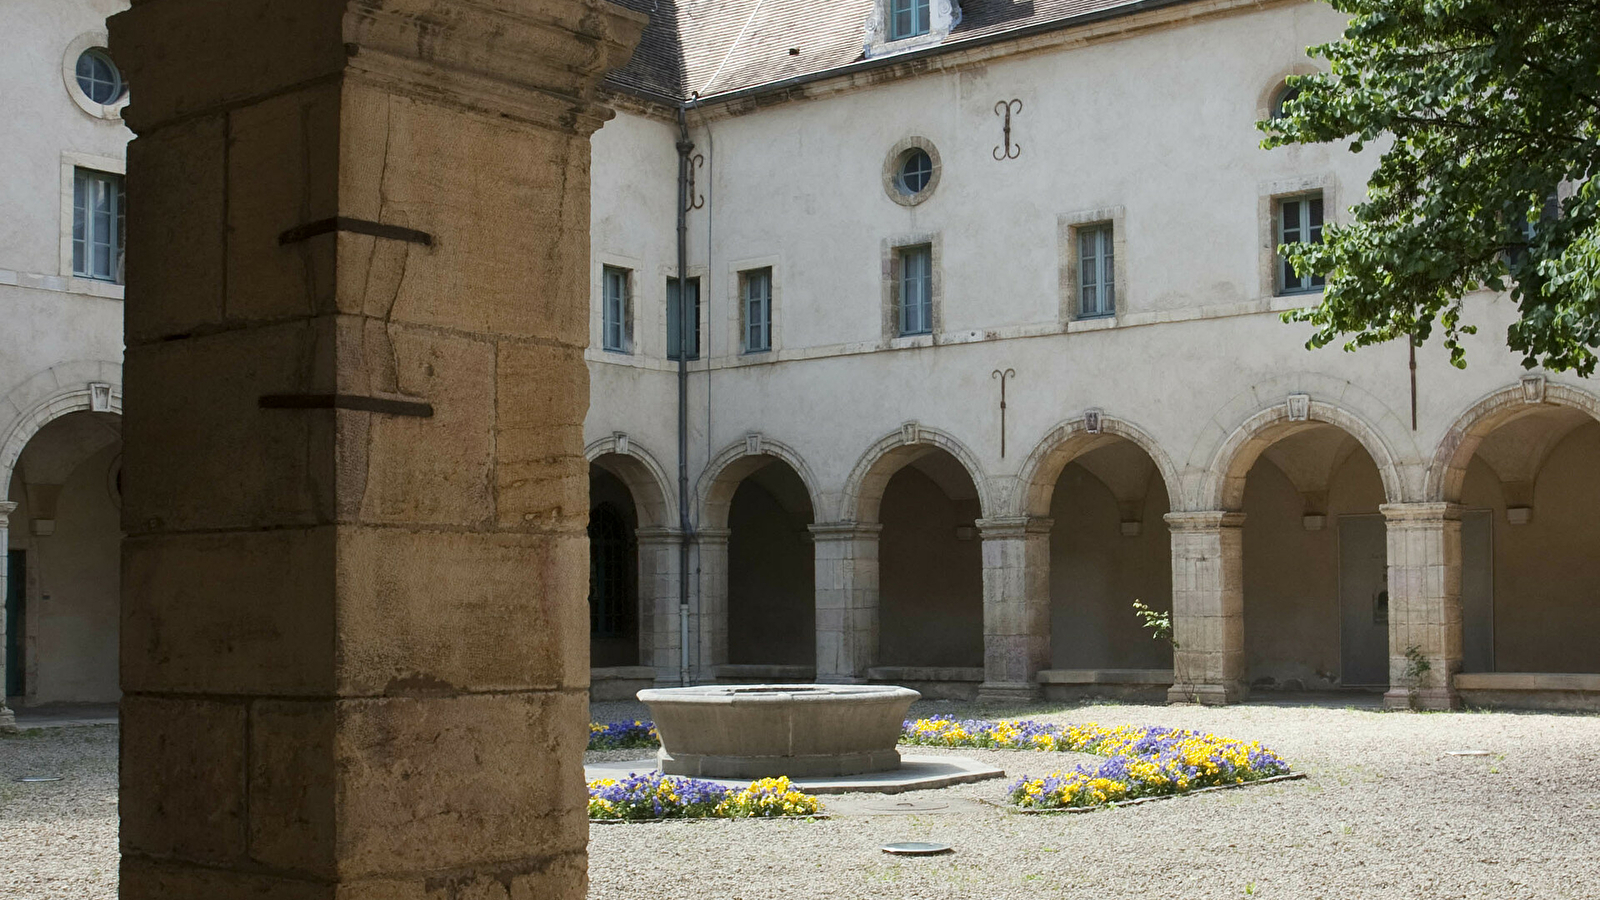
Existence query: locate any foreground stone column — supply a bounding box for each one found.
[110,1,643,897]
[975,517,1052,702]
[694,528,731,682]
[636,526,685,685]
[0,502,16,733]
[810,523,882,682]
[1380,502,1464,710]
[1164,511,1246,704]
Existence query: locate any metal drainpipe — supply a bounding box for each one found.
[675,104,695,686]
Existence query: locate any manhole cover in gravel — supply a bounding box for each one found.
[866,799,951,814]
[1446,750,1491,757]
[881,842,952,856]
[17,776,63,783]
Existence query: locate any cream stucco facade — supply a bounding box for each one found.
[583,0,1600,709]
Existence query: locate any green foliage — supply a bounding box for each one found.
[1132,599,1177,649]
[1261,0,1600,373]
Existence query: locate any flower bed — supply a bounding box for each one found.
[587,771,823,821]
[903,717,1291,810]
[588,720,660,751]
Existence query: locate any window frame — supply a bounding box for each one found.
[881,232,942,343]
[1276,191,1326,296]
[71,167,125,284]
[897,244,933,336]
[888,0,931,41]
[666,275,702,362]
[600,264,632,354]
[1057,206,1126,326]
[1076,223,1116,318]
[740,267,773,354]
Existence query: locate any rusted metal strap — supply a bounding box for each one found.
[278,216,433,247]
[259,394,434,417]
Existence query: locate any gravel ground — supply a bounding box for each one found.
[4,701,1598,899]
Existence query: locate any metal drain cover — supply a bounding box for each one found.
[881,842,953,856]
[1446,750,1491,757]
[866,799,951,814]
[17,776,63,783]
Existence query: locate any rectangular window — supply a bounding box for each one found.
[742,268,772,353]
[1077,224,1115,317]
[889,0,930,40]
[1277,193,1325,294]
[73,168,124,283]
[666,276,700,361]
[601,265,630,353]
[898,244,933,336]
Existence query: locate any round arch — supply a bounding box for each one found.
[0,376,123,494]
[1011,413,1182,518]
[840,424,993,524]
[1201,398,1404,512]
[1425,378,1600,503]
[697,434,823,531]
[584,434,676,529]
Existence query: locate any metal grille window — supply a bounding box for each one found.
[667,276,700,361]
[587,503,636,640]
[1277,193,1325,294]
[73,168,125,283]
[1078,224,1115,317]
[743,268,772,353]
[898,244,933,336]
[602,265,630,352]
[889,0,931,40]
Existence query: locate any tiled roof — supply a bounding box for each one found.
[603,0,1186,102]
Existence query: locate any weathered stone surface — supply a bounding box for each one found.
[120,696,248,864]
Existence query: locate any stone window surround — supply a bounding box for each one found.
[1255,64,1320,124]
[657,262,710,363]
[1057,205,1127,325]
[727,255,782,358]
[880,231,943,345]
[594,253,640,355]
[59,151,126,296]
[62,32,130,121]
[863,0,961,58]
[1258,173,1337,302]
[881,136,942,208]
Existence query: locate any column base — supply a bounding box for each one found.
[976,681,1042,704]
[1168,682,1247,705]
[0,702,16,735]
[1383,687,1460,711]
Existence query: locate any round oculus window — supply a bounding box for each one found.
[1271,85,1301,120]
[75,49,124,105]
[896,148,934,195]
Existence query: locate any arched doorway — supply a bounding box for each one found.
[725,460,815,672]
[4,409,122,707]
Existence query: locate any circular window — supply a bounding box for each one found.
[1271,85,1301,120]
[897,149,933,195]
[75,49,124,105]
[882,138,941,207]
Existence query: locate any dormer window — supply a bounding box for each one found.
[889,0,930,40]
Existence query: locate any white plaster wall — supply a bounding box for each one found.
[585,0,1599,526]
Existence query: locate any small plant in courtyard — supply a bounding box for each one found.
[588,720,659,750]
[1133,599,1197,703]
[587,771,822,820]
[1403,645,1432,710]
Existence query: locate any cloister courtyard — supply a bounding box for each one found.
[3,699,1596,899]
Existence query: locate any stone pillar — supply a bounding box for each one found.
[1164,511,1247,705]
[1380,502,1463,710]
[810,523,882,683]
[975,517,1052,702]
[636,526,685,685]
[0,501,15,733]
[694,528,731,682]
[109,1,644,897]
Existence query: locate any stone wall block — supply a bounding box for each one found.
[121,696,249,865]
[336,528,587,695]
[120,858,332,900]
[122,529,337,695]
[495,342,588,531]
[248,701,339,876]
[124,114,228,342]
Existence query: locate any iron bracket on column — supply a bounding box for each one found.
[278,217,434,247]
[259,394,434,417]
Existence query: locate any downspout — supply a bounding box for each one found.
[675,103,695,686]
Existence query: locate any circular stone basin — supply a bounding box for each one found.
[637,684,921,779]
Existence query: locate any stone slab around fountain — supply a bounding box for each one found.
[584,754,1005,795]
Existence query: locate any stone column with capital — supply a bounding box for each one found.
[810,523,882,683]
[976,516,1052,702]
[1380,502,1464,710]
[692,528,731,682]
[1164,511,1247,704]
[0,501,16,733]
[108,1,644,896]
[635,526,685,685]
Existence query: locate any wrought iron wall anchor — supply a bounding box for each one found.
[686,152,705,211]
[992,99,1022,161]
[992,367,1016,457]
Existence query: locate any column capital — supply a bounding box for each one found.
[807,522,884,541]
[1163,510,1246,531]
[634,526,685,545]
[1379,502,1463,524]
[0,501,16,527]
[695,527,732,546]
[974,516,1053,537]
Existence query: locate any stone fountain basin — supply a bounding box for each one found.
[636,684,921,779]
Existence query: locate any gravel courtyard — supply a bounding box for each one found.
[3,700,1597,899]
